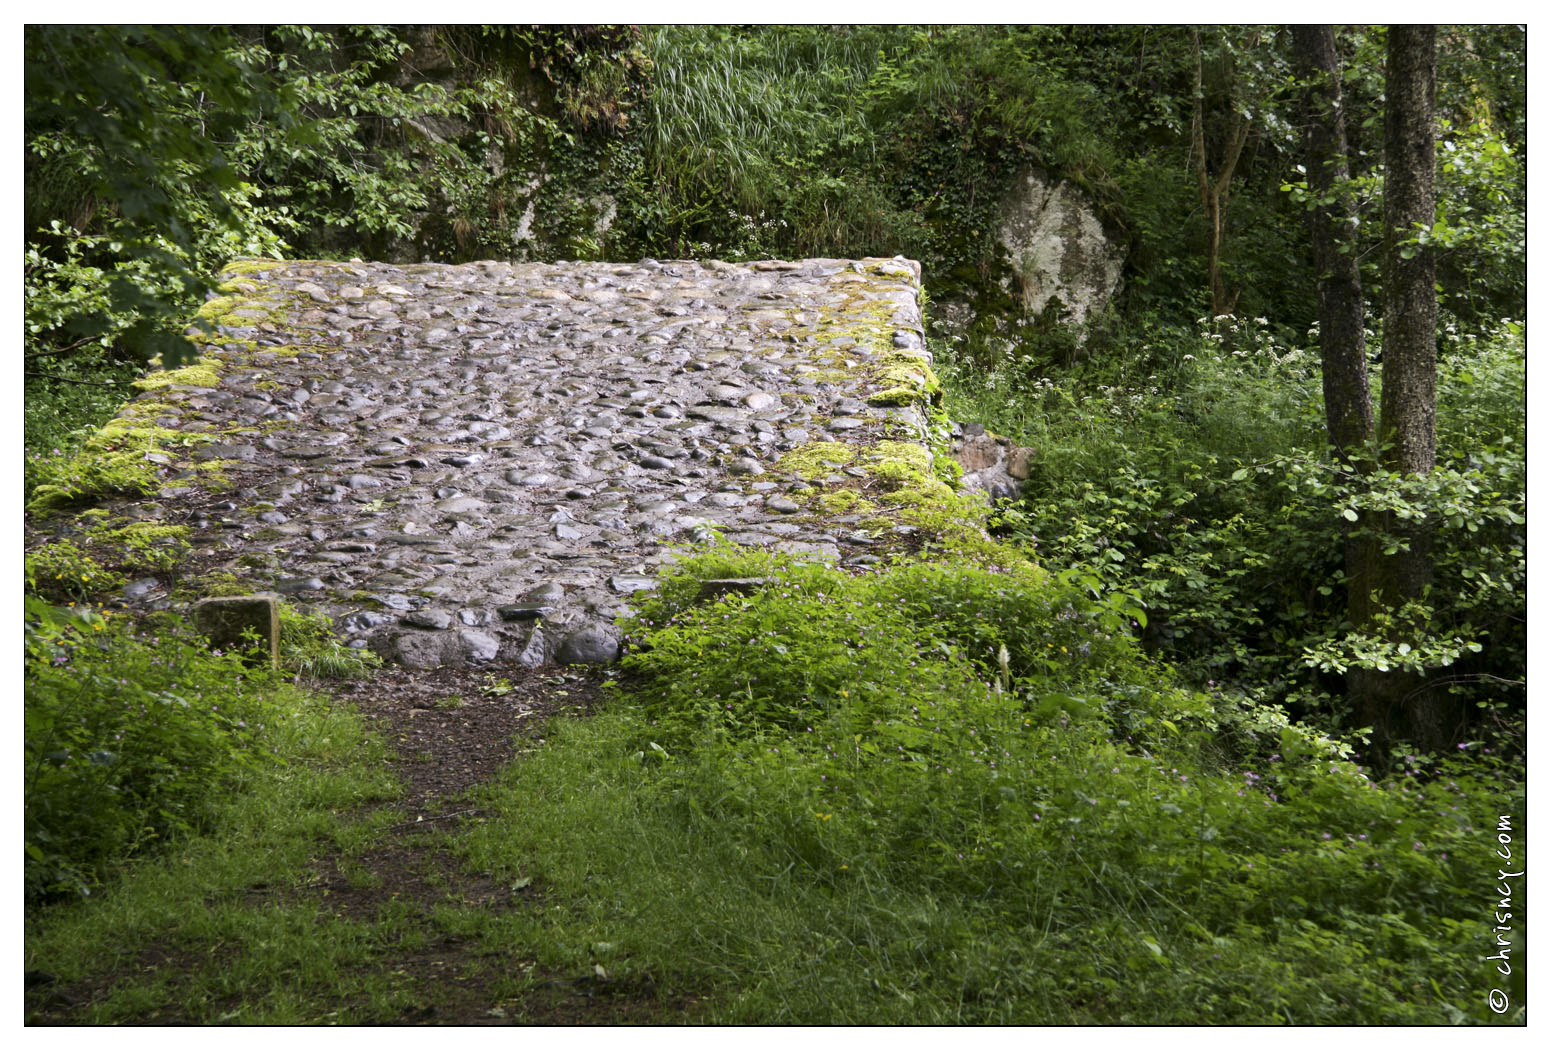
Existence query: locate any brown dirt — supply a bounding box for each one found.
[27,663,711,1026]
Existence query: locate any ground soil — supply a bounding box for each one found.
[27,664,711,1026]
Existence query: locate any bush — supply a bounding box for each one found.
[950,317,1526,738]
[462,542,1520,1023]
[622,545,1178,750]
[24,600,292,900]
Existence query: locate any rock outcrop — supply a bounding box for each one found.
[998,167,1125,329]
[950,425,1034,504]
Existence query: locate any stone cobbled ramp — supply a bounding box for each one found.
[81,256,947,668]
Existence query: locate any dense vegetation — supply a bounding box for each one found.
[25,25,1524,1024]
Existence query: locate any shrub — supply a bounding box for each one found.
[949,317,1525,738]
[463,541,1519,1023]
[24,600,291,900]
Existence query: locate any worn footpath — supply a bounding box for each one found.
[44,256,959,668]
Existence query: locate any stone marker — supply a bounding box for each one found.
[192,595,280,667]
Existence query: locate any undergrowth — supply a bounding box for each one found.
[457,544,1523,1024]
[23,598,384,902]
[23,666,398,1023]
[942,318,1526,741]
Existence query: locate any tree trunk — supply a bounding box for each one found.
[1361,25,1445,753]
[1291,26,1386,744]
[1291,25,1373,464]
[1381,26,1438,482]
[1192,29,1250,317]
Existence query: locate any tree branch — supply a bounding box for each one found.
[25,371,123,387]
[25,335,103,361]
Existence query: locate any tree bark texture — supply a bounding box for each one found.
[1362,24,1445,754]
[1291,25,1373,465]
[1381,25,1438,481]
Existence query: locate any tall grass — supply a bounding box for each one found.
[641,27,884,217]
[454,547,1520,1024]
[24,680,401,1023]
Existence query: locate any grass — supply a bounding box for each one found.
[23,545,1524,1025]
[24,690,403,1023]
[453,700,1516,1024]
[439,546,1522,1024]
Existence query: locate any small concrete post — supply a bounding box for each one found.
[192,594,280,667]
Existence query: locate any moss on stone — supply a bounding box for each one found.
[90,521,193,575]
[132,361,221,391]
[25,415,214,516]
[746,268,1000,563]
[22,387,263,516]
[220,258,289,278]
[249,344,313,359]
[796,368,854,385]
[813,489,879,515]
[26,264,309,520]
[192,269,292,341]
[95,521,191,544]
[861,441,937,486]
[25,515,195,597]
[192,571,255,599]
[866,386,918,407]
[866,352,942,407]
[775,441,857,478]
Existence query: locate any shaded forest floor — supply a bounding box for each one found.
[26,665,709,1025]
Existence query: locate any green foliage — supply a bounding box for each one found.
[23,601,296,900]
[458,542,1516,1023]
[25,675,397,1024]
[25,404,219,515]
[278,604,383,681]
[624,545,1167,751]
[949,317,1524,743]
[1427,118,1526,328]
[26,25,292,370]
[25,516,193,605]
[25,539,126,606]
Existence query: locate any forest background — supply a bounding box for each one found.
[23,25,1528,1024]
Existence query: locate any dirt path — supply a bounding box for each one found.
[28,667,708,1025]
[300,666,707,1024]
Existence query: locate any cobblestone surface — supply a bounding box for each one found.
[83,256,944,667]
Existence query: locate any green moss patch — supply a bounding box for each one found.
[131,362,221,391]
[26,412,215,516]
[865,352,942,408]
[813,489,879,515]
[775,441,857,478]
[28,263,301,518]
